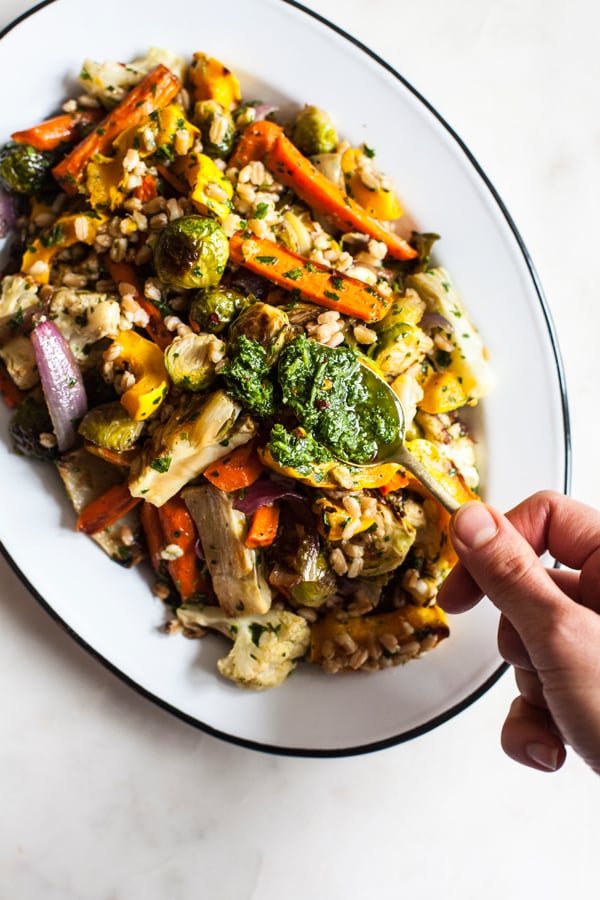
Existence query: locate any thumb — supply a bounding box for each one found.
[448,501,567,648]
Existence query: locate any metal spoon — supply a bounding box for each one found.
[335,363,461,514]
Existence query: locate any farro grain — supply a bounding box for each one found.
[349,647,369,669]
[353,324,377,345]
[330,547,348,575]
[77,93,101,108]
[420,634,437,652]
[346,556,364,579]
[39,432,57,449]
[118,281,138,298]
[143,196,166,215]
[335,632,357,655]
[119,525,135,546]
[144,278,162,302]
[379,633,399,654]
[174,128,192,156]
[166,198,183,221]
[297,607,318,623]
[209,116,228,146]
[110,238,128,262]
[149,212,169,230]
[160,543,184,561]
[61,272,88,289]
[153,582,172,601]
[164,315,183,332]
[119,371,136,392]
[399,640,421,658]
[322,658,341,675]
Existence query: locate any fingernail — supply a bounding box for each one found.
[452,502,498,549]
[526,742,560,771]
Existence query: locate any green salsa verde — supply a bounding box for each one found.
[276,335,399,465]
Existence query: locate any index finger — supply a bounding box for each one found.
[439,491,600,615]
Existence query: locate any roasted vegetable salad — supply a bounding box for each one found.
[0,48,494,690]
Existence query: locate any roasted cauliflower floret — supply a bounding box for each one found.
[176,605,311,690]
[48,288,121,362]
[78,47,186,107]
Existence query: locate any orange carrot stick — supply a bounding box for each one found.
[140,501,164,574]
[245,503,280,549]
[228,231,392,323]
[204,442,264,491]
[230,119,282,169]
[106,258,171,350]
[154,163,189,196]
[254,124,417,261]
[76,481,141,534]
[133,173,158,202]
[52,65,182,195]
[0,362,25,409]
[11,109,104,151]
[157,494,208,600]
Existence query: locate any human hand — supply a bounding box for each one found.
[438,490,600,774]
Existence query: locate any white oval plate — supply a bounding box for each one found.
[0,0,569,755]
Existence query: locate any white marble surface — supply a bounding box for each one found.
[0,1,598,897]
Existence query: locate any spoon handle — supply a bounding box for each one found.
[394,445,461,514]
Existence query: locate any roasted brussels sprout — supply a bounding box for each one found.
[189,286,252,334]
[192,99,235,158]
[153,215,229,290]
[289,544,336,608]
[291,105,338,156]
[78,401,145,451]
[164,331,224,390]
[9,389,58,460]
[228,301,292,365]
[0,142,52,195]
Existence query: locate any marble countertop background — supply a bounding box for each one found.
[1,1,598,898]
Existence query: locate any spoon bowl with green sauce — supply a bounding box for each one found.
[276,336,461,513]
[352,363,461,514]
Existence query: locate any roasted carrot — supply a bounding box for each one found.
[245,503,280,549]
[0,363,25,409]
[247,123,417,261]
[11,109,103,151]
[378,469,410,495]
[204,442,264,491]
[157,494,208,600]
[106,258,171,349]
[228,231,392,323]
[52,65,182,195]
[230,119,282,169]
[133,173,158,202]
[140,501,164,574]
[76,481,142,534]
[155,162,189,196]
[83,441,137,468]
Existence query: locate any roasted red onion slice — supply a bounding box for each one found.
[233,478,305,515]
[30,318,88,452]
[420,312,454,333]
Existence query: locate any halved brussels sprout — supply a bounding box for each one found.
[10,389,57,460]
[0,142,52,195]
[192,99,235,159]
[189,286,252,334]
[291,105,338,156]
[228,301,292,365]
[153,215,229,290]
[78,401,145,451]
[164,331,224,391]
